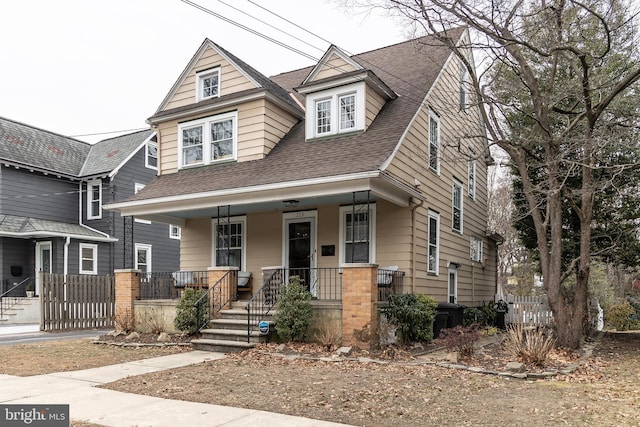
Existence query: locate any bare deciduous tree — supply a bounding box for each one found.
[350,0,640,347]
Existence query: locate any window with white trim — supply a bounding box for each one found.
[178,112,237,167]
[134,184,151,224]
[135,243,152,274]
[452,180,463,233]
[79,243,98,275]
[146,135,158,170]
[212,216,246,270]
[305,82,365,139]
[339,93,356,130]
[196,68,220,102]
[468,160,476,200]
[470,237,483,262]
[87,180,102,220]
[460,62,468,111]
[316,99,332,135]
[428,210,440,274]
[339,204,376,264]
[169,225,181,240]
[429,112,440,173]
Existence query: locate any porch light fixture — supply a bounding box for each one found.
[282,199,299,208]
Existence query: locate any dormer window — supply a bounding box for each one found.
[178,111,237,168]
[196,68,220,102]
[305,82,365,140]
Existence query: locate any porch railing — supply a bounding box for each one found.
[377,268,404,302]
[194,270,237,332]
[0,277,32,319]
[245,267,286,343]
[139,271,209,300]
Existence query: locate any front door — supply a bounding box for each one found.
[35,241,52,295]
[448,266,458,304]
[284,212,317,296]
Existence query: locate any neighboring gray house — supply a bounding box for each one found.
[0,116,180,296]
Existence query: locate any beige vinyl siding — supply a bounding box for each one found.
[163,45,258,111]
[365,86,386,129]
[157,99,298,174]
[311,53,358,81]
[157,120,179,175]
[245,211,282,278]
[385,53,495,306]
[179,218,212,271]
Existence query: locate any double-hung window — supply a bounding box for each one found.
[340,205,376,264]
[428,210,440,274]
[339,93,356,130]
[460,62,468,111]
[135,244,152,274]
[429,112,440,173]
[305,82,365,139]
[87,180,102,220]
[196,68,220,102]
[316,99,332,135]
[470,237,483,262]
[468,160,476,200]
[452,180,464,233]
[79,243,98,275]
[146,135,158,169]
[213,217,246,270]
[178,112,238,168]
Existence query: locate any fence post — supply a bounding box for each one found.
[341,263,378,348]
[114,269,140,329]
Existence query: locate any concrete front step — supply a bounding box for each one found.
[191,338,256,353]
[200,328,265,343]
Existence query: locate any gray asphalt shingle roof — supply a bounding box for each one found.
[0,116,152,178]
[0,214,114,241]
[125,28,463,203]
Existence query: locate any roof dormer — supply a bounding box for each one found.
[295,45,396,141]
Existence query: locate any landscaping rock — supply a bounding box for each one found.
[506,361,526,373]
[446,352,459,363]
[108,330,126,337]
[157,332,170,342]
[124,331,140,341]
[276,344,288,352]
[336,346,353,356]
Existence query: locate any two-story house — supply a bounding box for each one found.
[0,117,180,297]
[107,28,498,311]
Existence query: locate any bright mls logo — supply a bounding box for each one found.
[1,405,69,426]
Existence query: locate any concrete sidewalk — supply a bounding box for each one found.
[0,351,352,426]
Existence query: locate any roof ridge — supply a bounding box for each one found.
[0,115,91,147]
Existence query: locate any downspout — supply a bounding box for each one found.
[410,196,424,294]
[64,236,70,277]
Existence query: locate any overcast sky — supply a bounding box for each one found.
[1,0,409,143]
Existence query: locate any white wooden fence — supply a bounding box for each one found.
[497,294,553,326]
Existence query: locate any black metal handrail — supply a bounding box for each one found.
[245,267,286,343]
[194,270,236,332]
[0,277,33,318]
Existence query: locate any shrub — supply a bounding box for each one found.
[463,307,488,327]
[503,323,555,367]
[274,276,313,342]
[174,288,209,335]
[381,293,438,343]
[437,325,481,358]
[605,302,640,331]
[312,319,342,351]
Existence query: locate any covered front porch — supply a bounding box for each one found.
[108,171,424,300]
